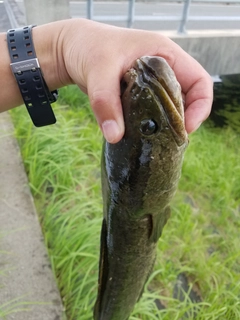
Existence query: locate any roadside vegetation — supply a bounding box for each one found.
[9,85,240,319]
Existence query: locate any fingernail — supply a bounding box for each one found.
[101,120,120,143]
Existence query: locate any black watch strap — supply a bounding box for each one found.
[7,25,57,127]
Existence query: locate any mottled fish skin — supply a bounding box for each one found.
[94,56,188,320]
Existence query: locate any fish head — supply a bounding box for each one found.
[121,56,188,148]
[116,56,189,215]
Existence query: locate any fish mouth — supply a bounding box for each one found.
[134,56,188,146]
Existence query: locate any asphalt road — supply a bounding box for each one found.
[70,1,240,30]
[0,2,11,32]
[0,1,240,32]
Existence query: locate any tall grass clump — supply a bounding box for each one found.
[10,85,240,319]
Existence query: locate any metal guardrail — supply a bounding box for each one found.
[3,0,19,28]
[86,0,240,33]
[4,0,240,34]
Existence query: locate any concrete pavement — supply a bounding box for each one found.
[0,112,65,319]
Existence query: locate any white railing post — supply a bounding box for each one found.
[127,0,135,28]
[178,0,192,34]
[87,0,93,20]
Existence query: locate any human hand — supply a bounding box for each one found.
[55,19,213,143]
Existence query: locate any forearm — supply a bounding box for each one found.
[0,20,70,112]
[0,31,23,111]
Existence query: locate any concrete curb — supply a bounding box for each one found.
[163,29,240,75]
[0,112,65,320]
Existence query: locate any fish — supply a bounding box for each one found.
[94,56,188,320]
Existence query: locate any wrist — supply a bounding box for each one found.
[32,20,72,91]
[60,19,91,93]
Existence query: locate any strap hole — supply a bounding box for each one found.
[11,46,16,51]
[36,85,42,90]
[21,88,28,93]
[9,33,14,37]
[25,43,31,48]
[27,51,33,56]
[38,93,45,98]
[42,101,47,105]
[10,39,15,43]
[24,96,31,101]
[24,36,30,40]
[33,76,40,81]
[13,54,18,59]
[27,103,33,107]
[19,79,26,84]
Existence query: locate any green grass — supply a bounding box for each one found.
[9,85,240,319]
[0,298,51,320]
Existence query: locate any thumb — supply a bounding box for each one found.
[87,66,125,144]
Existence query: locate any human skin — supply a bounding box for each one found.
[0,18,213,143]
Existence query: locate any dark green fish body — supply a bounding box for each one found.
[94,56,188,320]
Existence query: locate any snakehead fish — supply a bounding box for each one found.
[94,56,188,320]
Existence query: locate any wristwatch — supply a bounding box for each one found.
[7,25,57,127]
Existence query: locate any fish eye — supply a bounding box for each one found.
[140,119,158,135]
